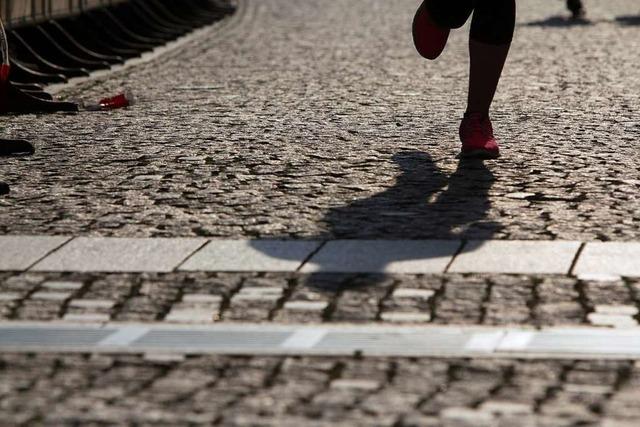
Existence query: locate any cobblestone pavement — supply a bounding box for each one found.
[2,0,640,424]
[2,353,639,426]
[1,0,639,240]
[2,271,639,328]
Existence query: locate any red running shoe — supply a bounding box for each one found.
[459,113,501,159]
[412,1,450,60]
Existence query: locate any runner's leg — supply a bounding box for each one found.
[466,0,516,114]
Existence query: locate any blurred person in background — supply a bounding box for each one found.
[567,0,586,20]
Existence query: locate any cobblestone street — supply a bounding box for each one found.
[1,0,640,425]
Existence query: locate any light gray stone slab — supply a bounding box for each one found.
[392,288,435,299]
[595,305,638,316]
[574,242,640,277]
[0,293,21,301]
[42,281,84,290]
[68,299,116,309]
[182,294,223,304]
[179,240,322,272]
[587,313,637,328]
[330,379,380,391]
[31,291,72,301]
[381,312,432,323]
[63,313,111,323]
[31,237,206,273]
[449,240,581,274]
[300,240,460,274]
[0,236,70,271]
[165,309,216,323]
[283,301,329,311]
[479,401,533,416]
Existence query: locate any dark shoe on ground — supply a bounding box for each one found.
[0,181,8,195]
[412,0,450,60]
[0,139,34,156]
[459,112,500,159]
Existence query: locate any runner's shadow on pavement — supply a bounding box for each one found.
[523,15,593,27]
[615,15,640,26]
[0,139,36,196]
[251,150,500,292]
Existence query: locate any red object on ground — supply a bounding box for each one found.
[0,64,9,83]
[459,112,500,159]
[412,1,450,60]
[99,93,131,110]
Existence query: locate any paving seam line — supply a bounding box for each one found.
[23,236,73,270]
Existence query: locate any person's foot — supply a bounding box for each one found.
[412,0,450,60]
[459,112,500,159]
[0,181,8,195]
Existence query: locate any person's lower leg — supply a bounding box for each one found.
[465,0,515,114]
[466,40,511,115]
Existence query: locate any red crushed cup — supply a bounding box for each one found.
[99,93,130,110]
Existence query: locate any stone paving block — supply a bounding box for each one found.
[179,240,322,272]
[182,294,224,304]
[587,313,637,328]
[31,237,206,273]
[479,400,533,415]
[165,308,217,323]
[31,291,72,301]
[0,293,21,301]
[41,281,84,290]
[68,299,116,309]
[574,243,640,277]
[330,379,380,391]
[392,288,435,299]
[143,353,186,363]
[283,301,328,311]
[301,240,460,273]
[0,236,70,271]
[381,312,431,323]
[449,241,581,274]
[595,306,639,316]
[63,313,111,322]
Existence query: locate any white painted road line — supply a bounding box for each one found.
[97,326,150,347]
[464,332,506,353]
[3,323,640,359]
[280,328,328,349]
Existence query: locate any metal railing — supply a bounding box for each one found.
[1,0,128,28]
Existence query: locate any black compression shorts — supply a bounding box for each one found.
[427,0,516,45]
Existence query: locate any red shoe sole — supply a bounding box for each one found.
[412,1,450,60]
